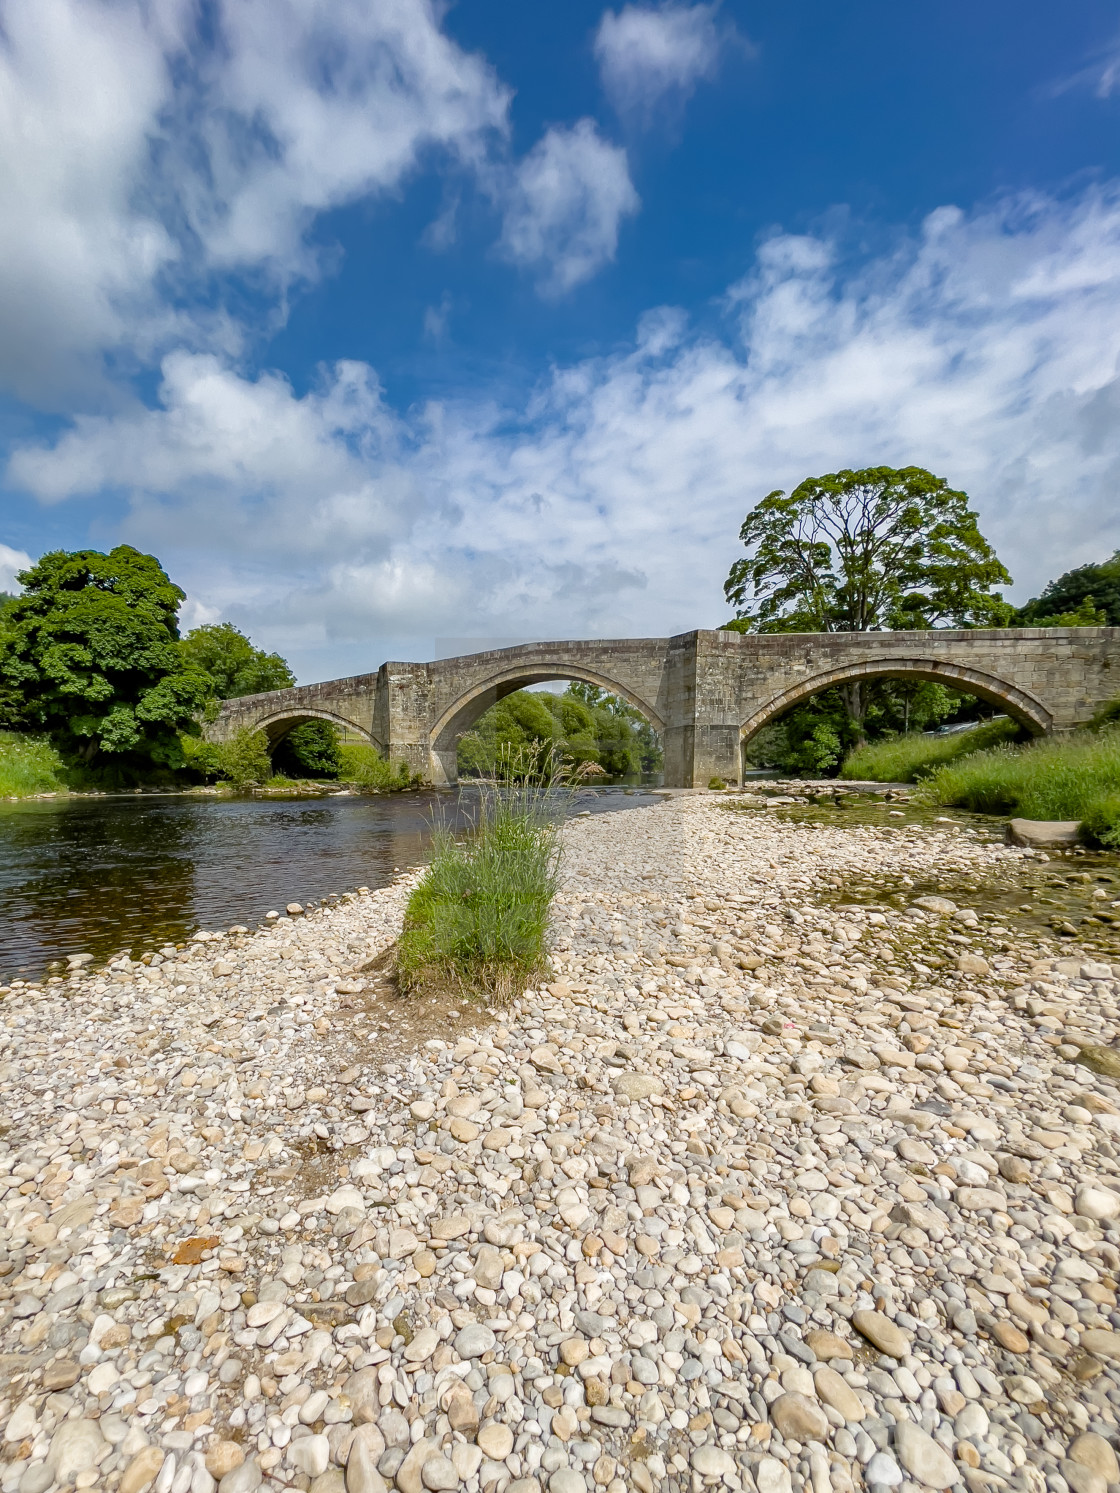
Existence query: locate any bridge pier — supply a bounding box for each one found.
[210,627,1120,789]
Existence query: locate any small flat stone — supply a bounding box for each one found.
[1080,1330,1120,1360]
[804,1329,853,1361]
[813,1366,865,1422]
[120,1446,165,1493]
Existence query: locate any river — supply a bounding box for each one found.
[0,786,660,980]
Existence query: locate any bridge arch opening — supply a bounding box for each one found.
[251,709,383,754]
[429,665,665,787]
[739,657,1052,778]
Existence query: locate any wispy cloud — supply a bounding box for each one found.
[0,544,32,592]
[1045,27,1120,100]
[499,119,640,294]
[594,2,737,124]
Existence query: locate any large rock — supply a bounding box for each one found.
[1006,818,1082,847]
[851,1310,910,1358]
[47,1420,106,1482]
[769,1392,828,1442]
[610,1072,663,1101]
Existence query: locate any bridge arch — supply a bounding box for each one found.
[429,663,665,786]
[739,656,1053,761]
[250,708,382,754]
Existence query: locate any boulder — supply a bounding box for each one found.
[1006,818,1081,848]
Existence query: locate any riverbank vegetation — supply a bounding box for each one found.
[0,732,68,797]
[840,717,1021,782]
[398,758,563,998]
[458,682,662,779]
[914,728,1120,846]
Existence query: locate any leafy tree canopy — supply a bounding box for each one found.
[724,466,1013,634]
[180,621,295,699]
[1017,552,1120,628]
[0,546,211,767]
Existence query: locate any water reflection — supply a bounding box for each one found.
[0,786,658,978]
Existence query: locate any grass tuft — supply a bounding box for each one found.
[0,732,68,796]
[397,747,566,1000]
[840,718,1021,783]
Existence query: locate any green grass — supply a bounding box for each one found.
[398,773,563,999]
[914,727,1120,846]
[840,718,1021,783]
[0,732,68,796]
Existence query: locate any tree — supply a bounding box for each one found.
[1017,553,1120,627]
[0,546,212,768]
[273,721,343,778]
[180,621,295,699]
[724,466,1013,733]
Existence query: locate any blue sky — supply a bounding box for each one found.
[2,0,1119,681]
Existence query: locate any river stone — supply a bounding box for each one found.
[691,1446,736,1477]
[403,1327,439,1363]
[454,1324,497,1359]
[549,1473,586,1493]
[955,1186,1006,1212]
[610,1073,663,1101]
[207,1443,245,1479]
[345,1368,380,1424]
[47,1419,107,1481]
[814,1366,865,1422]
[395,1440,435,1493]
[1070,1435,1120,1484]
[804,1330,853,1361]
[420,1457,459,1490]
[852,1310,910,1358]
[119,1447,165,1493]
[770,1392,828,1442]
[475,1423,514,1461]
[865,1454,903,1488]
[1006,819,1082,848]
[755,1457,793,1493]
[1080,1331,1120,1360]
[1061,1462,1108,1493]
[291,1436,331,1478]
[348,1430,390,1493]
[894,1423,957,1489]
[1075,1186,1120,1222]
[220,1460,263,1493]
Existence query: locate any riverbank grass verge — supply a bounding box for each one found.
[397,778,563,1001]
[915,726,1120,846]
[840,717,1020,782]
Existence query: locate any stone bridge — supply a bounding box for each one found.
[209,627,1120,788]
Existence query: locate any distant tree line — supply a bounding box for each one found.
[459,681,662,779]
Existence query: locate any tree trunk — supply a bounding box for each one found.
[839,680,867,746]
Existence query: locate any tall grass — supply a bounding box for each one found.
[0,732,68,796]
[915,728,1120,845]
[397,747,566,999]
[840,718,1020,782]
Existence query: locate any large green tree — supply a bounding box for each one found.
[724,466,1013,732]
[180,621,295,699]
[0,547,211,767]
[724,466,1013,633]
[1017,551,1120,628]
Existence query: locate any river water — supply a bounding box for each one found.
[0,786,660,980]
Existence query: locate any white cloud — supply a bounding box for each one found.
[499,120,639,294]
[1048,29,1120,100]
[0,544,32,592]
[0,0,510,406]
[9,185,1120,678]
[594,2,726,122]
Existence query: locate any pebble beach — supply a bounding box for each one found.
[4,794,1120,1493]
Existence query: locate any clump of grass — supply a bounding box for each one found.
[840,718,1020,783]
[337,742,413,789]
[397,747,566,1000]
[0,731,68,796]
[914,726,1120,844]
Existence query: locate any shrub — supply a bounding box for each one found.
[397,751,565,999]
[708,777,727,790]
[0,731,68,796]
[183,728,272,787]
[337,743,413,789]
[840,718,1021,782]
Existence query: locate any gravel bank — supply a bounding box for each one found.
[3,796,1120,1493]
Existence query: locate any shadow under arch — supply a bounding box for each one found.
[251,708,384,755]
[740,656,1053,764]
[429,663,665,786]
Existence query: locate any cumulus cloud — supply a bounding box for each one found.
[0,544,32,592]
[499,120,640,294]
[9,185,1120,677]
[594,2,727,122]
[0,0,510,406]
